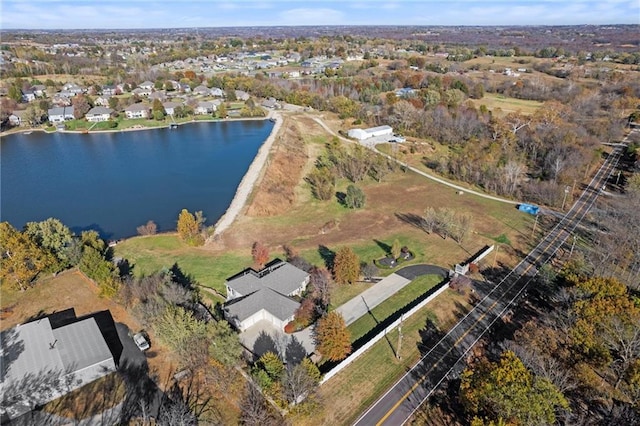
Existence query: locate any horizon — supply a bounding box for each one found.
[1,0,639,30]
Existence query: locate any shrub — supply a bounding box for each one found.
[284,322,296,334]
[136,220,158,236]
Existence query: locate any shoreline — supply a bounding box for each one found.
[211,110,281,238]
[0,114,271,137]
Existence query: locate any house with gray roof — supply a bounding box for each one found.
[86,106,113,122]
[224,259,309,331]
[124,103,151,119]
[48,106,75,122]
[0,310,119,422]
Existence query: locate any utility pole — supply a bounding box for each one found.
[396,314,403,360]
[531,214,539,237]
[493,244,500,268]
[569,233,576,258]
[561,185,571,210]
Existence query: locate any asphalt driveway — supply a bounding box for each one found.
[394,264,448,280]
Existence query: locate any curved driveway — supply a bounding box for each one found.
[395,264,448,280]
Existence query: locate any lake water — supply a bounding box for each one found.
[0,120,273,239]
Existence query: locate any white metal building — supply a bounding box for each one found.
[348,125,393,140]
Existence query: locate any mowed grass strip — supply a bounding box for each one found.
[347,274,441,342]
[114,235,251,294]
[317,289,471,426]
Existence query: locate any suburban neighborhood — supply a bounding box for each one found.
[1,16,639,426]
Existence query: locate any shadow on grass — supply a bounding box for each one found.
[318,245,336,270]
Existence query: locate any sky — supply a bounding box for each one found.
[1,0,638,30]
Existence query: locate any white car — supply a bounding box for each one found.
[133,332,150,351]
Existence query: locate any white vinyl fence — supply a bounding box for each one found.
[320,281,450,384]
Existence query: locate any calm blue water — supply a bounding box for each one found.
[0,120,273,239]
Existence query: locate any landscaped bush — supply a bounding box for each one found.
[284,322,296,334]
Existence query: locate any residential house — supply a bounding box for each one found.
[62,83,83,95]
[32,84,46,97]
[210,87,224,97]
[21,90,36,103]
[224,259,310,331]
[8,110,25,126]
[51,94,72,106]
[102,85,118,96]
[395,87,417,98]
[261,97,279,109]
[86,107,113,122]
[124,103,151,119]
[0,309,121,422]
[132,87,152,97]
[94,95,112,107]
[234,90,250,101]
[162,101,182,116]
[192,85,211,96]
[178,83,191,93]
[149,91,167,102]
[195,101,216,115]
[48,106,75,123]
[139,80,154,91]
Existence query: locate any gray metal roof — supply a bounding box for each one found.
[52,318,114,371]
[225,288,300,323]
[226,260,308,297]
[0,319,64,385]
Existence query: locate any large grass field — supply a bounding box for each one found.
[113,235,251,295]
[468,92,544,116]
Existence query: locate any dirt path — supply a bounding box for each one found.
[211,111,282,238]
[310,116,520,205]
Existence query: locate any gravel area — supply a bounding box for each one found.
[212,112,282,236]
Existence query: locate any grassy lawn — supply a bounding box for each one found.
[316,289,472,426]
[329,282,373,310]
[113,235,251,294]
[347,275,442,342]
[468,93,544,116]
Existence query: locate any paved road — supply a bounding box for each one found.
[354,131,634,426]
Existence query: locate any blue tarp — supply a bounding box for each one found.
[518,204,540,215]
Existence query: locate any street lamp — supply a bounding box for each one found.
[561,185,571,210]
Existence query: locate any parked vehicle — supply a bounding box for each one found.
[133,332,150,351]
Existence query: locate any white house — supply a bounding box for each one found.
[348,125,393,141]
[224,259,309,332]
[138,80,154,90]
[94,95,111,107]
[8,111,25,126]
[210,87,224,97]
[162,101,182,116]
[85,107,113,122]
[0,312,117,422]
[195,101,216,115]
[124,103,151,119]
[48,106,75,123]
[21,90,36,103]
